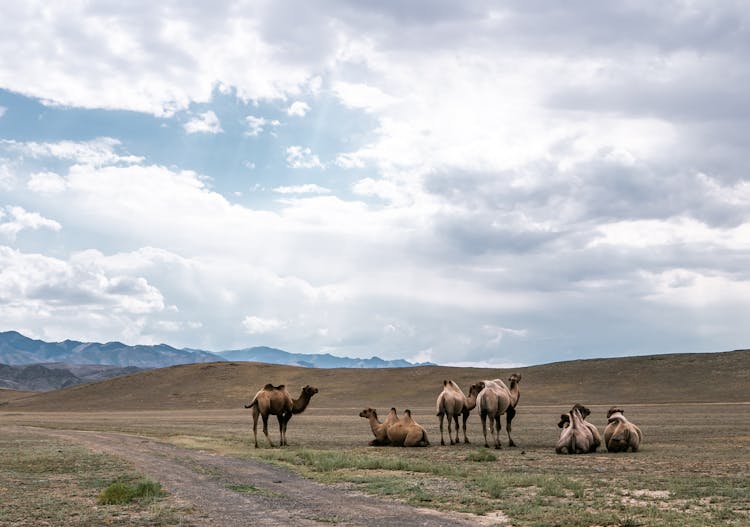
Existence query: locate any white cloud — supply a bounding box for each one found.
[285,146,323,169]
[0,206,61,240]
[184,111,223,134]
[1,138,142,166]
[0,106,6,118]
[286,101,310,117]
[273,184,330,195]
[242,315,286,335]
[245,115,280,136]
[27,171,67,193]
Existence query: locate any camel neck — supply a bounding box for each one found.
[292,393,311,414]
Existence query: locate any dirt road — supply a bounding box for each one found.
[28,427,507,527]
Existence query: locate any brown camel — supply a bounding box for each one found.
[556,404,598,454]
[557,403,601,453]
[436,380,483,445]
[359,407,399,445]
[245,384,318,448]
[604,406,642,453]
[386,409,430,447]
[477,373,522,449]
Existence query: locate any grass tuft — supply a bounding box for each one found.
[466,449,497,462]
[98,479,163,505]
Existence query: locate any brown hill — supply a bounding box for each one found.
[5,349,749,412]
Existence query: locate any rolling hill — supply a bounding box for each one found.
[4,349,748,411]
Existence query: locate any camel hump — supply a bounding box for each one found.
[263,383,285,391]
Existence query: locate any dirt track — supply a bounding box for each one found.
[27,427,507,527]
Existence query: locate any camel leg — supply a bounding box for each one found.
[506,406,517,447]
[439,413,445,446]
[452,415,460,445]
[462,410,471,444]
[493,414,503,449]
[261,413,274,447]
[276,414,285,446]
[282,413,292,446]
[480,411,490,448]
[252,407,260,448]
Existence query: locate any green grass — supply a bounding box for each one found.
[98,479,164,504]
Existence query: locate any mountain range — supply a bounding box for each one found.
[0,330,428,373]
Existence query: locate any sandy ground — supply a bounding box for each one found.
[23,426,509,527]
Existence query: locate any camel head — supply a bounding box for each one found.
[508,373,522,385]
[607,406,624,419]
[572,403,591,419]
[469,381,485,395]
[359,407,377,419]
[557,413,570,428]
[301,385,319,398]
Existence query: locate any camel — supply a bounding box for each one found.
[386,409,430,447]
[477,373,522,449]
[359,407,400,446]
[245,384,318,448]
[557,403,601,453]
[604,406,642,453]
[556,404,598,454]
[436,380,483,445]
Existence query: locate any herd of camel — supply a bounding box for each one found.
[244,373,642,454]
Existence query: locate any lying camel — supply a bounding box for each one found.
[436,380,483,445]
[604,406,642,453]
[245,384,318,448]
[359,407,399,446]
[477,373,522,449]
[557,403,601,453]
[387,409,430,447]
[556,404,597,454]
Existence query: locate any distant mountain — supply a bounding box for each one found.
[0,331,220,368]
[0,331,430,371]
[0,362,144,392]
[217,346,431,368]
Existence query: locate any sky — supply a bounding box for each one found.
[1,1,749,367]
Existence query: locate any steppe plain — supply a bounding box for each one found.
[1,350,748,526]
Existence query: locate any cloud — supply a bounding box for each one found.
[1,138,143,166]
[242,315,286,335]
[27,171,67,193]
[273,184,330,195]
[0,106,6,118]
[285,146,323,169]
[245,115,280,136]
[0,206,61,240]
[0,245,165,343]
[184,111,223,134]
[286,101,310,117]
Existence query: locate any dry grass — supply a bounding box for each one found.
[0,428,191,526]
[3,402,748,526]
[2,351,749,526]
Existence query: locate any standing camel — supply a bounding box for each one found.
[477,373,522,449]
[245,384,318,448]
[436,380,483,445]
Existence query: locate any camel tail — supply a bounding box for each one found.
[436,393,445,416]
[244,394,259,409]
